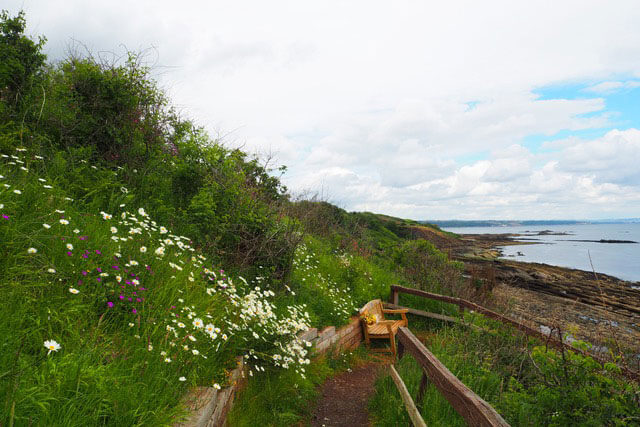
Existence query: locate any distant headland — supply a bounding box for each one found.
[425,219,640,228]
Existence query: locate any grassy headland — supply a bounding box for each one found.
[1,10,638,426]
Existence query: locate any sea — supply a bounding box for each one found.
[442,223,640,283]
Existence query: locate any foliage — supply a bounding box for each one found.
[0,146,311,425]
[0,10,46,120]
[500,344,640,426]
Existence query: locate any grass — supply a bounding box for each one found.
[0,147,313,425]
[369,313,640,426]
[228,346,373,427]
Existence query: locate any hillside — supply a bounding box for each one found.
[2,11,639,426]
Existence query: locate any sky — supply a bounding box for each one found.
[6,0,640,220]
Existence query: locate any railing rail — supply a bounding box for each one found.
[389,284,639,381]
[396,327,510,427]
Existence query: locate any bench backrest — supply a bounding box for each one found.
[360,299,384,322]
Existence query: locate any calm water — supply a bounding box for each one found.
[443,223,640,282]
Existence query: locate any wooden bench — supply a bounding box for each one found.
[360,299,408,358]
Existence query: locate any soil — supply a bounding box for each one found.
[309,360,390,427]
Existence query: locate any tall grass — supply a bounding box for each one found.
[0,147,313,425]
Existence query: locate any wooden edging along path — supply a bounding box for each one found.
[390,285,640,382]
[395,327,510,427]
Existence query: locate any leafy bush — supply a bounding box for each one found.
[0,10,46,120]
[500,344,640,426]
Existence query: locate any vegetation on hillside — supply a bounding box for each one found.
[2,10,637,426]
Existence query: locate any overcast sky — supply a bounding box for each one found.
[7,0,640,220]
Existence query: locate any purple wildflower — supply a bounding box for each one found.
[107,302,114,308]
[132,308,137,314]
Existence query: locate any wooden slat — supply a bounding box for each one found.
[390,285,640,381]
[384,303,459,324]
[397,327,510,427]
[388,364,427,427]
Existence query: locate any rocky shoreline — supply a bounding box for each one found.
[426,229,640,359]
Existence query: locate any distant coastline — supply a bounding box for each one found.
[425,218,640,228]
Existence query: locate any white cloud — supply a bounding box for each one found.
[583,80,640,94]
[6,0,640,219]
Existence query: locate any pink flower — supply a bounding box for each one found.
[132,308,137,314]
[107,302,114,308]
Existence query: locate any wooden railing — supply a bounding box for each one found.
[394,327,510,427]
[389,284,640,381]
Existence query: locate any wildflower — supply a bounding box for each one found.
[129,323,135,327]
[43,185,52,189]
[47,268,56,273]
[110,227,118,233]
[120,187,128,194]
[188,335,197,342]
[13,189,22,194]
[111,236,119,242]
[139,246,147,253]
[66,243,73,250]
[43,223,51,229]
[69,288,79,294]
[138,208,147,217]
[130,260,138,266]
[148,344,153,351]
[213,383,221,390]
[179,376,186,382]
[44,340,61,354]
[27,247,38,254]
[159,226,168,234]
[73,229,80,234]
[107,302,114,308]
[154,246,165,256]
[192,318,204,329]
[101,212,112,220]
[177,322,186,328]
[55,210,64,213]
[164,358,172,363]
[192,349,199,355]
[59,219,69,225]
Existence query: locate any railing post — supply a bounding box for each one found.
[416,369,430,406]
[397,339,405,360]
[390,287,399,305]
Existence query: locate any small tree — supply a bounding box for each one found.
[0,10,47,120]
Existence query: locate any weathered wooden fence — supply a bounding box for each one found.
[393,327,510,427]
[389,284,639,381]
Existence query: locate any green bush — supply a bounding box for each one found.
[0,10,46,121]
[500,345,640,426]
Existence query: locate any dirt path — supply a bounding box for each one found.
[310,361,388,427]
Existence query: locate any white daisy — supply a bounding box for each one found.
[44,340,61,354]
